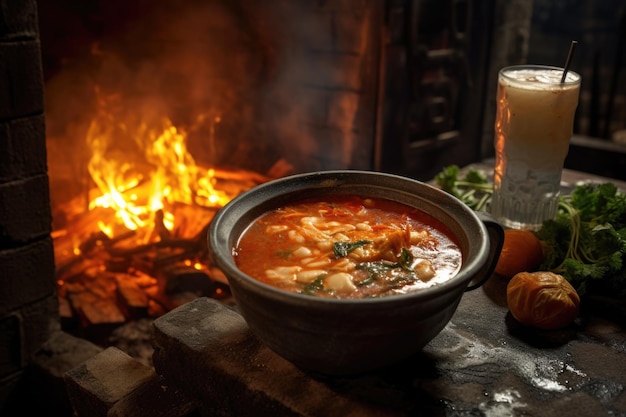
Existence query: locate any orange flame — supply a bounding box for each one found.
[85,98,229,241]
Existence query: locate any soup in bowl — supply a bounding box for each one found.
[208,170,503,375]
[235,195,463,299]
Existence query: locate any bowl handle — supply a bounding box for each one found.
[465,211,504,292]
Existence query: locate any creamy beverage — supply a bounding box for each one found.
[490,65,581,230]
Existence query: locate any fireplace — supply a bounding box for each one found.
[36,0,506,341]
[0,0,533,415]
[42,0,391,346]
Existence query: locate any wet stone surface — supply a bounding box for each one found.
[152,276,626,417]
[300,274,624,416]
[410,275,626,416]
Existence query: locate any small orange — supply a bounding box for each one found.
[494,229,544,279]
[506,271,580,330]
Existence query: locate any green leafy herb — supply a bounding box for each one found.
[355,249,418,287]
[537,183,626,297]
[399,247,415,270]
[356,259,399,276]
[302,275,326,295]
[355,261,416,288]
[333,240,372,258]
[435,165,626,298]
[435,165,493,211]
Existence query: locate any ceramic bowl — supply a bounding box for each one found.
[208,170,503,375]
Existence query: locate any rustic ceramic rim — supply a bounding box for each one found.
[208,170,496,305]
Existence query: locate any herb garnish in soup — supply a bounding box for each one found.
[234,196,463,299]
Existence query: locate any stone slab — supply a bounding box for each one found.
[65,346,196,417]
[152,290,626,417]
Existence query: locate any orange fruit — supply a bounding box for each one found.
[494,229,544,279]
[506,271,580,330]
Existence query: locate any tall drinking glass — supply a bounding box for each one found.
[490,65,581,231]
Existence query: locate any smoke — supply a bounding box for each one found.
[41,0,369,198]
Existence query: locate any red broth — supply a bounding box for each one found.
[234,195,463,299]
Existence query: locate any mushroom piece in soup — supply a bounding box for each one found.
[233,195,463,299]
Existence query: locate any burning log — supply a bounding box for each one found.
[47,90,295,344]
[115,274,150,316]
[52,162,279,343]
[161,263,215,296]
[171,204,216,241]
[71,292,126,326]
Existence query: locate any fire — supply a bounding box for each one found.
[85,108,230,241]
[49,83,292,330]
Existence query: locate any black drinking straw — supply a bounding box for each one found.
[561,40,578,83]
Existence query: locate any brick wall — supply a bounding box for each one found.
[0,0,61,413]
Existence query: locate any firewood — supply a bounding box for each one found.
[171,204,215,240]
[161,263,214,296]
[116,274,150,308]
[116,274,150,319]
[51,162,282,339]
[68,291,126,326]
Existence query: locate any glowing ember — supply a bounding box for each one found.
[49,91,292,331]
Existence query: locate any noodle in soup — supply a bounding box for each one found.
[234,195,462,299]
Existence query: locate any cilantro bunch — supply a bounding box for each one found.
[435,165,492,211]
[537,183,626,297]
[435,165,626,299]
